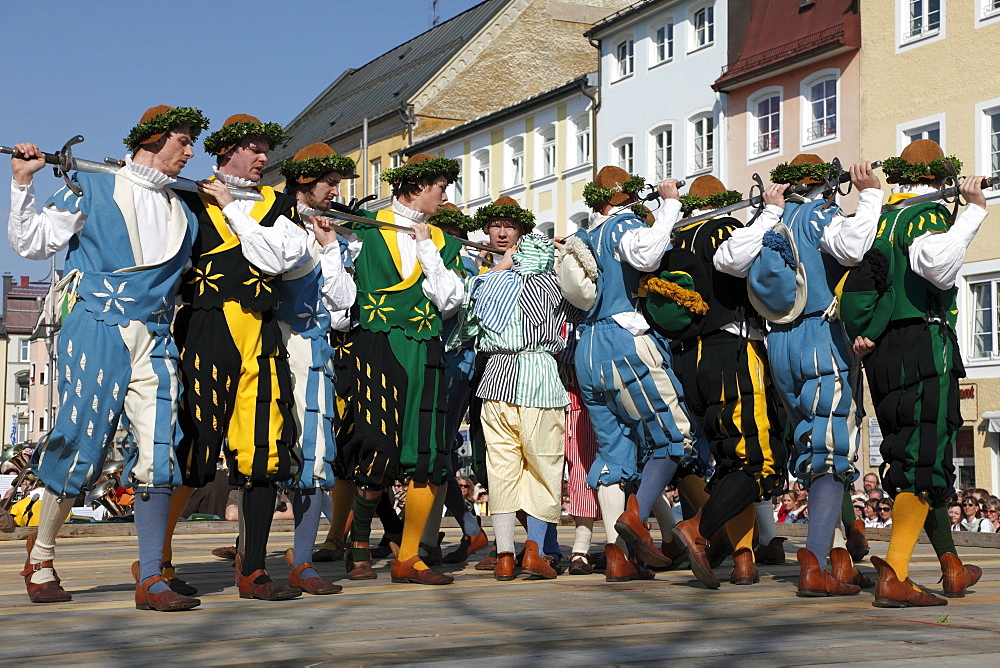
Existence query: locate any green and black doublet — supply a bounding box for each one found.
[174,187,302,487]
[334,210,463,488]
[844,198,962,504]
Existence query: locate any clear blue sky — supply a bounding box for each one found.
[0,0,482,285]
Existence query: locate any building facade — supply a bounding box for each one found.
[587,0,730,191]
[859,0,1000,493]
[714,0,861,206]
[0,275,46,453]
[407,76,596,238]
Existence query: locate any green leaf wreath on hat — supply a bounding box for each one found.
[679,190,743,217]
[881,156,962,184]
[380,156,461,185]
[473,201,536,233]
[769,161,833,185]
[280,154,358,182]
[583,175,646,209]
[428,205,475,230]
[123,107,210,152]
[203,118,287,155]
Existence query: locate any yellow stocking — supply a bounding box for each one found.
[397,481,438,568]
[321,480,356,547]
[678,474,710,509]
[884,492,929,582]
[725,504,756,553]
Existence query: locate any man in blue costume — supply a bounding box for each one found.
[8,105,207,611]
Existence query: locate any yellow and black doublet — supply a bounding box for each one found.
[174,187,303,486]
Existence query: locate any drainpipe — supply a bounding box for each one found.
[399,103,417,149]
[361,117,369,202]
[587,33,602,181]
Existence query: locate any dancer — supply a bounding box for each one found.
[8,105,207,610]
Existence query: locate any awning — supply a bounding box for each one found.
[981,411,1000,432]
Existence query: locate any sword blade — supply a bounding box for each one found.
[882,177,1000,212]
[320,207,505,255]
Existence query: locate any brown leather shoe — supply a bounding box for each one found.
[569,553,593,575]
[346,542,377,580]
[521,540,558,579]
[494,552,516,581]
[285,549,342,594]
[939,552,982,598]
[797,548,861,597]
[615,494,671,568]
[604,543,639,582]
[135,574,201,611]
[755,537,787,565]
[212,545,237,560]
[871,555,946,608]
[661,540,688,570]
[442,530,489,563]
[729,548,760,585]
[390,556,454,585]
[830,547,874,589]
[22,533,72,604]
[476,545,498,571]
[845,519,870,563]
[234,553,302,600]
[671,513,720,589]
[160,561,198,596]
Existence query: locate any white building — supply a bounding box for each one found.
[587,0,729,187]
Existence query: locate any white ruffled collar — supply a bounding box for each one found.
[122,155,176,190]
[213,166,257,189]
[587,212,609,229]
[892,183,938,196]
[392,199,428,226]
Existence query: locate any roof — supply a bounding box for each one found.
[266,0,509,169]
[584,0,662,39]
[713,0,860,92]
[407,74,593,154]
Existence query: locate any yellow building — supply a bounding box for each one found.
[859,1,1000,493]
[263,0,632,209]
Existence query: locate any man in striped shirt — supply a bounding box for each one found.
[451,199,569,580]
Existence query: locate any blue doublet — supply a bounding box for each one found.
[32,171,198,496]
[764,199,860,485]
[573,212,696,488]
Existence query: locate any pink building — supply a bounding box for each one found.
[714,0,861,205]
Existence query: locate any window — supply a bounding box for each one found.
[390,151,403,169]
[19,386,29,402]
[953,428,976,490]
[573,116,591,165]
[970,278,1000,359]
[346,173,357,202]
[905,124,940,145]
[980,104,1000,195]
[690,115,714,173]
[20,338,29,362]
[981,0,1000,21]
[805,77,837,143]
[540,127,556,177]
[473,149,490,199]
[652,23,674,64]
[448,157,464,204]
[38,414,45,433]
[615,138,634,173]
[370,158,382,198]
[750,92,781,156]
[904,0,940,41]
[39,367,46,386]
[536,221,555,239]
[506,137,524,187]
[898,113,945,153]
[615,39,634,79]
[692,4,715,50]
[17,420,29,444]
[651,126,673,181]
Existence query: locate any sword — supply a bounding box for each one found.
[882,176,999,212]
[319,207,506,255]
[2,135,263,201]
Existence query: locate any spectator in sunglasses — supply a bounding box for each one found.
[960,494,991,532]
[983,497,1000,532]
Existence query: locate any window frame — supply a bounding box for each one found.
[571,114,591,167]
[747,86,783,161]
[650,21,675,67]
[975,97,1000,202]
[370,158,382,199]
[688,112,715,175]
[896,0,945,51]
[538,125,557,178]
[613,37,635,81]
[473,149,491,200]
[19,337,30,362]
[689,2,716,53]
[505,136,525,188]
[612,136,635,174]
[977,0,1000,26]
[447,156,464,205]
[800,70,840,148]
[649,123,674,182]
[896,113,946,154]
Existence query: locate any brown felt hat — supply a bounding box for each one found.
[790,153,825,185]
[899,139,944,165]
[223,113,262,128]
[687,175,727,199]
[595,165,637,206]
[292,142,334,163]
[406,153,438,165]
[136,105,175,146]
[440,203,463,213]
[490,195,519,209]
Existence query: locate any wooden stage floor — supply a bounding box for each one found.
[2,526,999,666]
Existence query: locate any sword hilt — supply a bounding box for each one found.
[2,136,85,196]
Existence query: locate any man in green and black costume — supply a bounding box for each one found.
[842,140,987,607]
[335,153,464,585]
